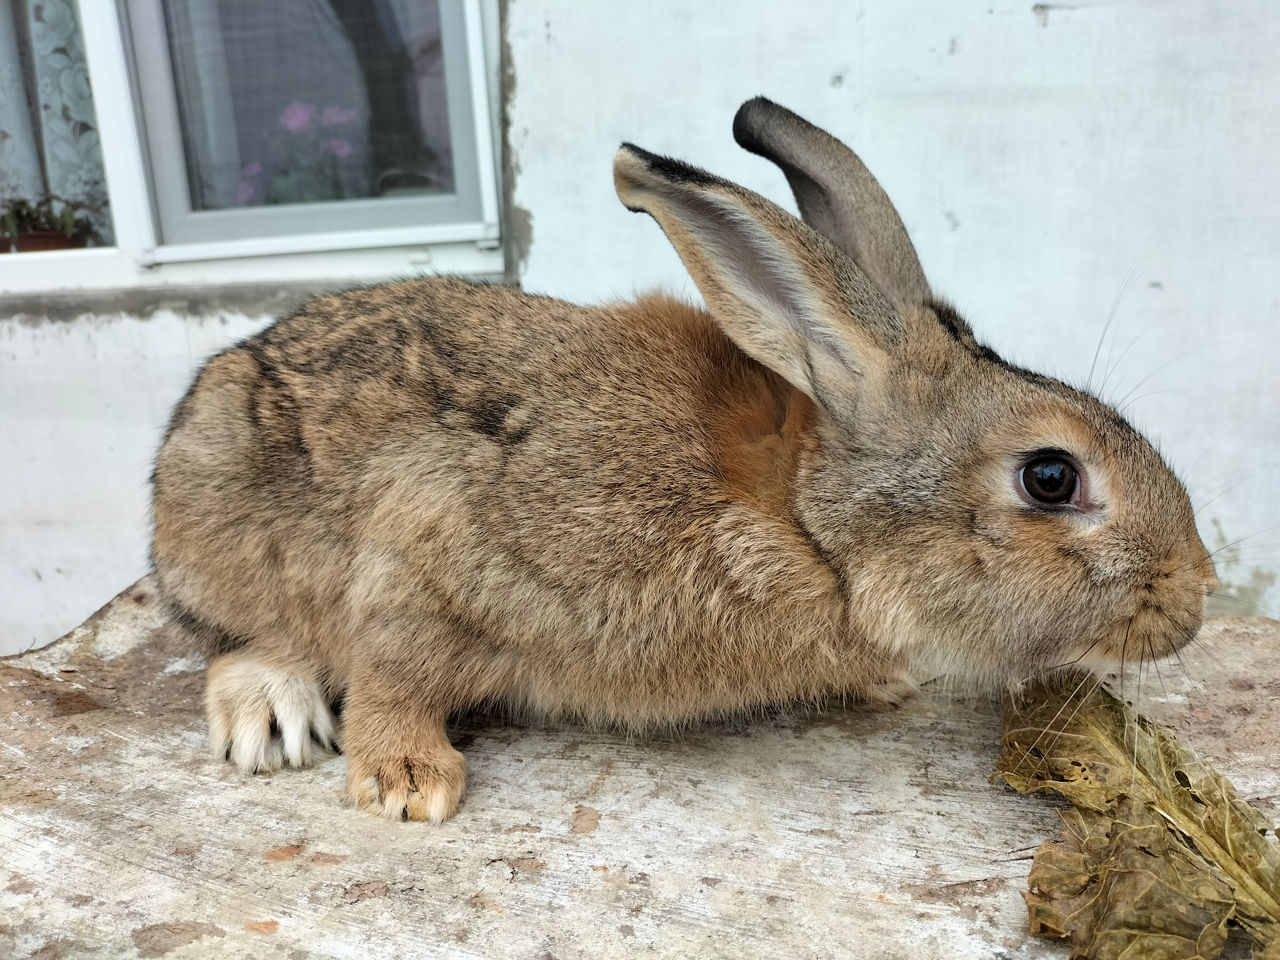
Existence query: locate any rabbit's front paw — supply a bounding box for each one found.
[206,652,338,773]
[341,693,467,823]
[346,747,467,823]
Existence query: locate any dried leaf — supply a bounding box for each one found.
[1026,800,1234,958]
[996,673,1280,959]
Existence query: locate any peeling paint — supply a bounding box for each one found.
[504,856,546,877]
[1031,3,1075,28]
[499,0,532,286]
[264,844,306,862]
[1205,518,1277,618]
[51,690,102,716]
[162,655,204,675]
[507,204,534,285]
[341,880,390,902]
[0,281,316,326]
[306,851,348,866]
[131,922,225,958]
[1206,566,1277,618]
[27,939,80,960]
[570,804,601,834]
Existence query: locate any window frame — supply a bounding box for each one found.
[0,0,502,294]
[126,0,488,248]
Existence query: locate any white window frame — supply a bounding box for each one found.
[0,0,502,295]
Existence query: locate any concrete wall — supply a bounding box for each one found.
[3,0,1277,654]
[1,308,268,653]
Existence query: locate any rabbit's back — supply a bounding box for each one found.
[153,278,850,726]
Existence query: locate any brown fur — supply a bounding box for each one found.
[152,100,1215,822]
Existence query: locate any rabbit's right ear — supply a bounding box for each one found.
[733,97,931,314]
[615,143,903,423]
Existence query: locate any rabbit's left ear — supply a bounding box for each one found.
[733,97,932,314]
[614,143,903,422]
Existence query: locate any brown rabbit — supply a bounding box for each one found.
[151,97,1217,822]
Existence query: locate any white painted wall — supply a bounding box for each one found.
[2,0,1277,655]
[0,312,270,653]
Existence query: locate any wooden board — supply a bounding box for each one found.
[2,579,1277,959]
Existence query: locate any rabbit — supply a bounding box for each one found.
[151,97,1218,823]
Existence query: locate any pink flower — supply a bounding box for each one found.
[279,102,315,132]
[235,162,262,205]
[321,138,353,158]
[322,106,360,126]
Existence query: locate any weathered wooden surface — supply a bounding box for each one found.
[2,580,1277,960]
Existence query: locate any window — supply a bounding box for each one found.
[127,0,487,246]
[0,0,500,292]
[0,1,115,250]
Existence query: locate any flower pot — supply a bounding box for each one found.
[3,231,88,253]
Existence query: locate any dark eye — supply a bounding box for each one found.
[1020,456,1077,505]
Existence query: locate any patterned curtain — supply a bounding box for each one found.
[0,0,113,242]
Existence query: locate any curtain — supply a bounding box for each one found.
[162,0,241,210]
[0,0,112,242]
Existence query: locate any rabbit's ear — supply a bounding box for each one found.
[614,143,902,418]
[733,97,931,313]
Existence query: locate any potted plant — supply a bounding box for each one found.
[0,195,104,253]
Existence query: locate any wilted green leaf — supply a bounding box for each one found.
[1026,800,1234,958]
[996,673,1280,959]
[1256,932,1280,960]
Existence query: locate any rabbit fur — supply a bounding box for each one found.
[151,97,1217,822]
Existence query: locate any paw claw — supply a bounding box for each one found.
[346,749,466,823]
[380,788,410,822]
[205,654,338,774]
[350,776,380,810]
[405,792,433,822]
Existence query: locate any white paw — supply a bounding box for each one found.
[205,653,338,773]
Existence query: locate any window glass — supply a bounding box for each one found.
[0,0,113,249]
[161,0,453,213]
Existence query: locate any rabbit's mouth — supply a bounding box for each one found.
[1067,598,1206,678]
[1054,537,1217,678]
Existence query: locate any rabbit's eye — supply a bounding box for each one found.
[1020,456,1077,505]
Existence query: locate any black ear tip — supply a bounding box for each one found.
[733,96,786,151]
[617,143,719,188]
